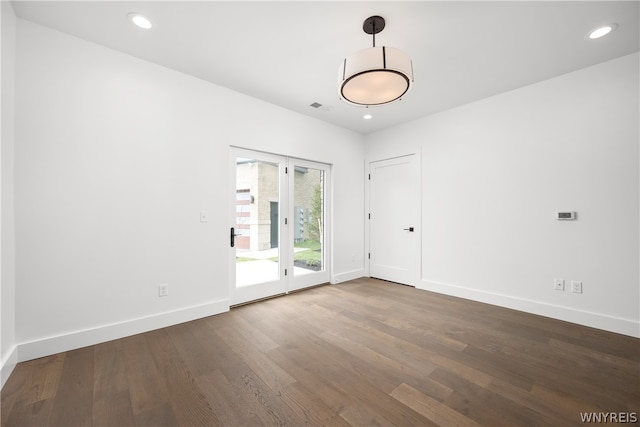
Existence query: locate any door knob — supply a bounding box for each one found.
[403,227,414,232]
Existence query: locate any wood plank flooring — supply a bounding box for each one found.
[2,278,639,426]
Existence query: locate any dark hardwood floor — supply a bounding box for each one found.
[2,278,639,426]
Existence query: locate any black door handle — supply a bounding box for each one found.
[231,227,242,247]
[403,227,414,232]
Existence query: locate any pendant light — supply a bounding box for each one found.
[338,16,414,107]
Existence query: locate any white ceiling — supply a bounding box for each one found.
[11,1,640,134]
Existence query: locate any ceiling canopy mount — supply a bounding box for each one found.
[363,15,385,40]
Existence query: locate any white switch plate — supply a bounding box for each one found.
[159,284,169,297]
[200,211,208,223]
[571,281,582,294]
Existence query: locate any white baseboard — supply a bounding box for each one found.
[17,299,230,363]
[420,279,640,338]
[1,345,18,389]
[332,269,365,284]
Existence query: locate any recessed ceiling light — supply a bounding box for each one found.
[363,114,373,120]
[128,13,152,29]
[587,24,617,39]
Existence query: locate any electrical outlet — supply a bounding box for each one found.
[553,278,565,291]
[159,284,169,297]
[571,281,582,294]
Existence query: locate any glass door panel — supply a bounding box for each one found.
[290,160,331,291]
[231,149,287,305]
[235,157,280,286]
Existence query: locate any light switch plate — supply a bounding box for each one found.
[158,284,169,297]
[200,210,208,223]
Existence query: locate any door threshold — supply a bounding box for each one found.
[230,282,331,308]
[230,292,287,309]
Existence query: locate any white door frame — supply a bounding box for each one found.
[229,147,332,305]
[366,153,421,286]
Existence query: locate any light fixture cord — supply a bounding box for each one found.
[372,20,376,47]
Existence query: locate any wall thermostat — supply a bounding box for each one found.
[556,211,577,220]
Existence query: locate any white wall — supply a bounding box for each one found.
[1,0,18,387]
[14,19,365,361]
[366,53,640,337]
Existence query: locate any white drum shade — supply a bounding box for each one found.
[339,46,414,106]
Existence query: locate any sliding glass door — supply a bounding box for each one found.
[230,148,330,305]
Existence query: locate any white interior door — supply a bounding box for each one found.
[369,155,419,286]
[230,148,331,305]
